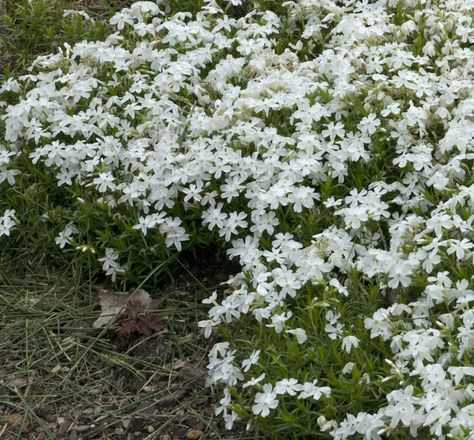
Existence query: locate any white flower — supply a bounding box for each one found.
[286,328,308,344]
[357,114,380,135]
[322,122,345,141]
[297,380,331,400]
[243,373,266,389]
[242,350,261,372]
[384,386,419,429]
[447,366,474,386]
[0,209,17,237]
[97,248,125,281]
[274,378,299,396]
[198,319,218,338]
[266,312,292,334]
[317,415,337,432]
[55,223,78,249]
[252,384,279,417]
[202,291,218,305]
[63,9,94,21]
[92,171,116,193]
[342,362,355,375]
[224,410,239,430]
[341,335,360,353]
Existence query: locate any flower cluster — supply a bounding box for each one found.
[0,209,16,237]
[1,0,474,438]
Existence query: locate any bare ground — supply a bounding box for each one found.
[0,256,250,440]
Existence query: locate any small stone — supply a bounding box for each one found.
[7,378,27,389]
[171,359,186,370]
[136,400,154,415]
[121,418,132,429]
[186,429,204,440]
[159,434,170,440]
[51,365,61,374]
[143,385,153,393]
[82,408,94,415]
[147,425,155,433]
[73,424,90,433]
[58,419,71,435]
[8,414,22,426]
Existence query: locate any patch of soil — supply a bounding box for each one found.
[0,256,248,440]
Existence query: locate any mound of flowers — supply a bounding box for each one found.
[1,0,474,437]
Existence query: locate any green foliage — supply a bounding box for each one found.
[0,0,129,77]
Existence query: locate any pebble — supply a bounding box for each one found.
[186,429,204,440]
[58,418,71,435]
[7,378,27,389]
[72,424,91,433]
[8,414,22,426]
[122,418,132,429]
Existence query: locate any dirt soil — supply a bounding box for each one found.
[0,255,248,440]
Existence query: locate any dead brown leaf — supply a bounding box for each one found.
[114,300,163,344]
[93,288,152,328]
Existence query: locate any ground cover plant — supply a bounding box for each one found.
[1,0,474,439]
[0,0,122,76]
[0,1,251,439]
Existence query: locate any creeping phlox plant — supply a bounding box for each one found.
[1,0,474,438]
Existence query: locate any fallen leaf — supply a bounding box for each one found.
[93,288,152,328]
[115,300,163,340]
[135,311,163,335]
